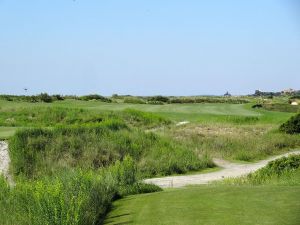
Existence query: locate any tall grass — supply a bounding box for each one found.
[0,156,162,225]
[0,107,171,129]
[169,124,300,161]
[221,155,300,186]
[9,123,211,179]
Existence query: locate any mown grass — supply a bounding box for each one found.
[105,185,300,225]
[105,155,300,225]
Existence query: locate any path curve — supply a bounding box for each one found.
[144,150,300,188]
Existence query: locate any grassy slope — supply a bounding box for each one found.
[105,185,300,225]
[0,99,293,124]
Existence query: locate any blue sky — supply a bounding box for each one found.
[0,0,299,96]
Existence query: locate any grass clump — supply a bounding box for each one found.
[9,124,209,179]
[0,156,161,225]
[79,94,112,102]
[0,106,171,129]
[123,97,146,104]
[280,113,300,134]
[170,124,300,161]
[223,155,300,185]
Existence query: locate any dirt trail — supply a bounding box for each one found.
[0,141,14,185]
[144,150,300,188]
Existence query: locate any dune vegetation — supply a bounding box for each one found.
[0,95,299,224]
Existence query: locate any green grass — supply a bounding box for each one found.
[0,99,264,121]
[105,153,300,225]
[9,125,212,179]
[0,127,18,139]
[105,185,300,225]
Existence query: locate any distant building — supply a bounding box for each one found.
[282,88,296,95]
[224,91,231,97]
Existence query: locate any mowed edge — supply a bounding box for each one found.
[104,185,300,225]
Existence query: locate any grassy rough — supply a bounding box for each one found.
[0,107,171,129]
[0,157,161,225]
[9,125,211,179]
[222,154,300,185]
[168,123,300,161]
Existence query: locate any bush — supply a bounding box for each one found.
[280,113,300,134]
[242,155,300,185]
[52,94,64,101]
[80,94,112,102]
[147,96,169,103]
[39,93,53,103]
[123,97,146,104]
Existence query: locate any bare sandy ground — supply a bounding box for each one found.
[0,141,14,185]
[144,150,300,188]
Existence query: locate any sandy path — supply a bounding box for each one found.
[0,141,14,185]
[144,150,300,188]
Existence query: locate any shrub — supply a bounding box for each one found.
[279,113,300,134]
[39,93,53,103]
[245,155,300,185]
[123,97,146,104]
[80,94,112,102]
[52,94,64,101]
[147,96,169,103]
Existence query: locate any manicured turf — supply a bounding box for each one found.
[0,99,293,123]
[105,185,300,225]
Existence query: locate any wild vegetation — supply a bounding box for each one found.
[0,95,299,224]
[280,113,300,134]
[0,157,161,225]
[9,125,210,179]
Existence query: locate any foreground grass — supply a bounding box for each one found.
[105,154,300,225]
[105,185,300,225]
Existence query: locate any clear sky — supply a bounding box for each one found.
[0,0,299,96]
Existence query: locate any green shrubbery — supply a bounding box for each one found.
[79,94,112,102]
[0,94,65,103]
[123,97,146,104]
[0,156,162,225]
[169,97,249,104]
[280,113,300,134]
[9,124,209,179]
[222,155,300,185]
[0,107,171,128]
